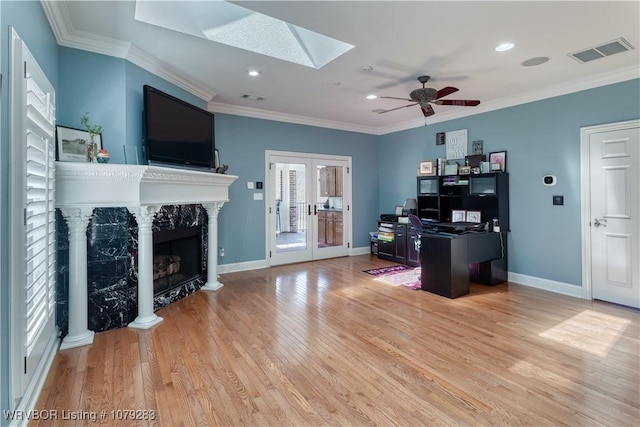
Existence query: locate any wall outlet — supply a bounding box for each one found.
[219,247,225,257]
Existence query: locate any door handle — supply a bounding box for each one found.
[308,205,311,216]
[593,218,607,228]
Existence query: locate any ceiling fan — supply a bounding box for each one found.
[378,75,480,118]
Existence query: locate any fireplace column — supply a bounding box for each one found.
[59,207,95,350]
[201,201,225,291]
[128,205,163,329]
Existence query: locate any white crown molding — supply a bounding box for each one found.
[42,0,638,136]
[207,101,380,135]
[41,0,217,102]
[376,65,640,135]
[209,65,639,136]
[126,45,217,101]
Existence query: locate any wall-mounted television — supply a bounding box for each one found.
[143,85,215,170]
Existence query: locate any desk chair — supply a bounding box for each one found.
[408,214,424,253]
[408,214,425,283]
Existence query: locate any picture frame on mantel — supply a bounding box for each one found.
[56,125,102,162]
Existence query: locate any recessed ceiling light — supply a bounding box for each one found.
[495,42,514,52]
[366,94,378,100]
[247,68,260,77]
[361,65,374,72]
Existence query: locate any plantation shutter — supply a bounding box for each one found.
[24,65,56,356]
[9,28,57,404]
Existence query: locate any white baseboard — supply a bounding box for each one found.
[350,246,372,256]
[9,331,60,427]
[217,253,585,300]
[508,272,584,298]
[218,259,269,274]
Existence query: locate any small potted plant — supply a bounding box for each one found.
[96,148,110,163]
[80,112,103,162]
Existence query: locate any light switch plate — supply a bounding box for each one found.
[553,195,564,205]
[247,181,254,190]
[253,193,263,200]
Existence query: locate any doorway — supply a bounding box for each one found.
[266,151,351,266]
[580,119,639,308]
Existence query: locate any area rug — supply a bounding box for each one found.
[362,265,411,277]
[369,268,422,290]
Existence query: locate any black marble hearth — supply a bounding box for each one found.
[56,204,209,335]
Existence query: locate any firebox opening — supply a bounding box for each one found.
[153,226,202,295]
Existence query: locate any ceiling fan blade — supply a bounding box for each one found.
[380,96,413,102]
[421,104,435,117]
[435,99,480,106]
[436,86,459,99]
[377,103,418,114]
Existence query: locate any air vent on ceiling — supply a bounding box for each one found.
[569,37,635,63]
[242,94,265,101]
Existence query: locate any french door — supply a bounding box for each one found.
[266,151,351,266]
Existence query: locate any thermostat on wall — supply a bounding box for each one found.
[543,175,557,186]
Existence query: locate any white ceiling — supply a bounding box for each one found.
[43,1,640,135]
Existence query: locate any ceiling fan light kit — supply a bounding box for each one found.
[378,75,481,120]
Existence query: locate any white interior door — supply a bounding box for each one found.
[267,151,351,266]
[582,120,639,308]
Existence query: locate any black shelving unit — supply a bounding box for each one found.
[417,173,509,230]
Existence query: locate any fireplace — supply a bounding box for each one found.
[153,226,203,295]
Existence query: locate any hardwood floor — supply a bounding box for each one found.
[34,255,639,426]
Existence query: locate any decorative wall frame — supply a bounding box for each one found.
[56,125,102,162]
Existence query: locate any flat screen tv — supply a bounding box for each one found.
[143,85,215,170]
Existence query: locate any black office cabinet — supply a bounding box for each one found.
[416,176,440,221]
[377,222,419,266]
[438,173,509,230]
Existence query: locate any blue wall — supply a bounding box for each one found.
[56,48,380,261]
[1,2,639,419]
[214,114,379,263]
[379,79,640,287]
[0,0,59,419]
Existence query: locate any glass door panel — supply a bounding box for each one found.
[314,161,347,259]
[275,162,308,253]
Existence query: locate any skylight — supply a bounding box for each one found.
[135,0,354,69]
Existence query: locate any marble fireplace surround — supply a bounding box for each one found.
[56,162,237,350]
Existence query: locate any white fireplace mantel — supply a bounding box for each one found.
[56,162,237,349]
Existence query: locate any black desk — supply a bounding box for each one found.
[420,231,507,298]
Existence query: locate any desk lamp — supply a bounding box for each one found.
[404,198,417,216]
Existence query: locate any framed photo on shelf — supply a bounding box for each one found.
[418,160,436,176]
[489,151,507,172]
[451,210,466,222]
[466,211,481,223]
[56,125,102,162]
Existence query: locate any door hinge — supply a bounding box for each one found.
[348,242,351,248]
[23,61,27,79]
[24,356,27,374]
[269,206,271,214]
[269,251,272,258]
[24,208,27,226]
[347,167,350,174]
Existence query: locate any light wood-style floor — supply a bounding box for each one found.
[34,255,639,426]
